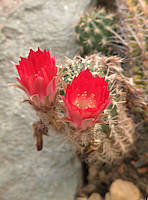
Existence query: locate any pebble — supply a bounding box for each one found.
[109,179,142,200]
[105,192,110,200]
[88,193,103,200]
[76,198,87,200]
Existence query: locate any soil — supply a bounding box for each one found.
[78,120,148,198]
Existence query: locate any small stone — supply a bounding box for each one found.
[109,179,142,200]
[79,184,97,196]
[76,198,87,200]
[105,192,111,200]
[88,193,103,200]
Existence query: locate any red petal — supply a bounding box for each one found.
[15,48,58,104]
[63,68,111,130]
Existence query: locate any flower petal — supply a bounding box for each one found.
[15,48,58,106]
[63,68,111,130]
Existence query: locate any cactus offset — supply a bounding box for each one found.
[75,9,117,56]
[116,0,148,92]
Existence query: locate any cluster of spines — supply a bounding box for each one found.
[75,9,117,56]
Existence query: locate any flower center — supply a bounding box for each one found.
[73,91,96,109]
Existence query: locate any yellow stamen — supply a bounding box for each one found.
[73,91,96,109]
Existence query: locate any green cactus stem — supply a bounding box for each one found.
[75,9,118,56]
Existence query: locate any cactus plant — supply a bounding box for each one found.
[75,9,117,56]
[13,49,148,165]
[60,54,147,163]
[116,0,148,92]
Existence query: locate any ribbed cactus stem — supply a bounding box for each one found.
[116,0,148,90]
[75,9,118,55]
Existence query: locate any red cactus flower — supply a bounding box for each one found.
[63,69,111,130]
[16,48,57,106]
